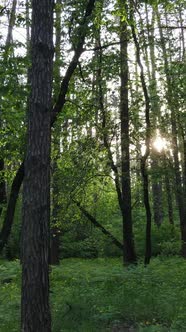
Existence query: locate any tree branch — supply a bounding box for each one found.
[0,0,98,253]
[75,200,123,250]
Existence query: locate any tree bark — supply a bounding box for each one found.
[49,0,62,266]
[120,4,136,263]
[21,1,54,331]
[145,8,163,226]
[130,4,152,265]
[151,158,163,226]
[5,0,17,46]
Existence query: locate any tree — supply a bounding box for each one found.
[21,0,54,330]
[119,0,136,263]
[130,2,152,265]
[156,5,186,256]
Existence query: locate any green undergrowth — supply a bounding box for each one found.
[1,257,186,331]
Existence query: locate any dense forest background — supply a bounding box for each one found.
[0,0,186,331]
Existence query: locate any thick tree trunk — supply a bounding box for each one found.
[21,1,54,331]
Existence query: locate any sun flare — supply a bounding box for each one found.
[152,132,167,153]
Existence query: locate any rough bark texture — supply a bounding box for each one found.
[21,1,54,331]
[120,12,136,263]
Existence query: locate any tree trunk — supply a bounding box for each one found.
[146,8,163,226]
[94,7,136,264]
[50,0,62,266]
[164,168,174,225]
[120,6,136,263]
[156,8,186,256]
[5,0,17,46]
[0,162,24,252]
[130,4,152,265]
[21,1,54,331]
[151,158,163,226]
[0,160,6,217]
[0,0,17,219]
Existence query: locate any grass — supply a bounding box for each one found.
[1,257,186,331]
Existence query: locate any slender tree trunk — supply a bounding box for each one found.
[152,175,163,226]
[120,3,136,263]
[5,0,17,46]
[144,7,163,226]
[50,0,62,266]
[21,1,54,331]
[156,8,186,256]
[0,163,24,252]
[0,0,17,219]
[0,160,6,217]
[94,7,136,264]
[130,3,152,265]
[164,169,174,225]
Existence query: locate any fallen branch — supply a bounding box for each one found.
[75,200,123,251]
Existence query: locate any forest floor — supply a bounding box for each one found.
[0,256,186,331]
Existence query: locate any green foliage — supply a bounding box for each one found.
[51,257,186,331]
[0,260,21,332]
[1,257,186,331]
[134,217,180,257]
